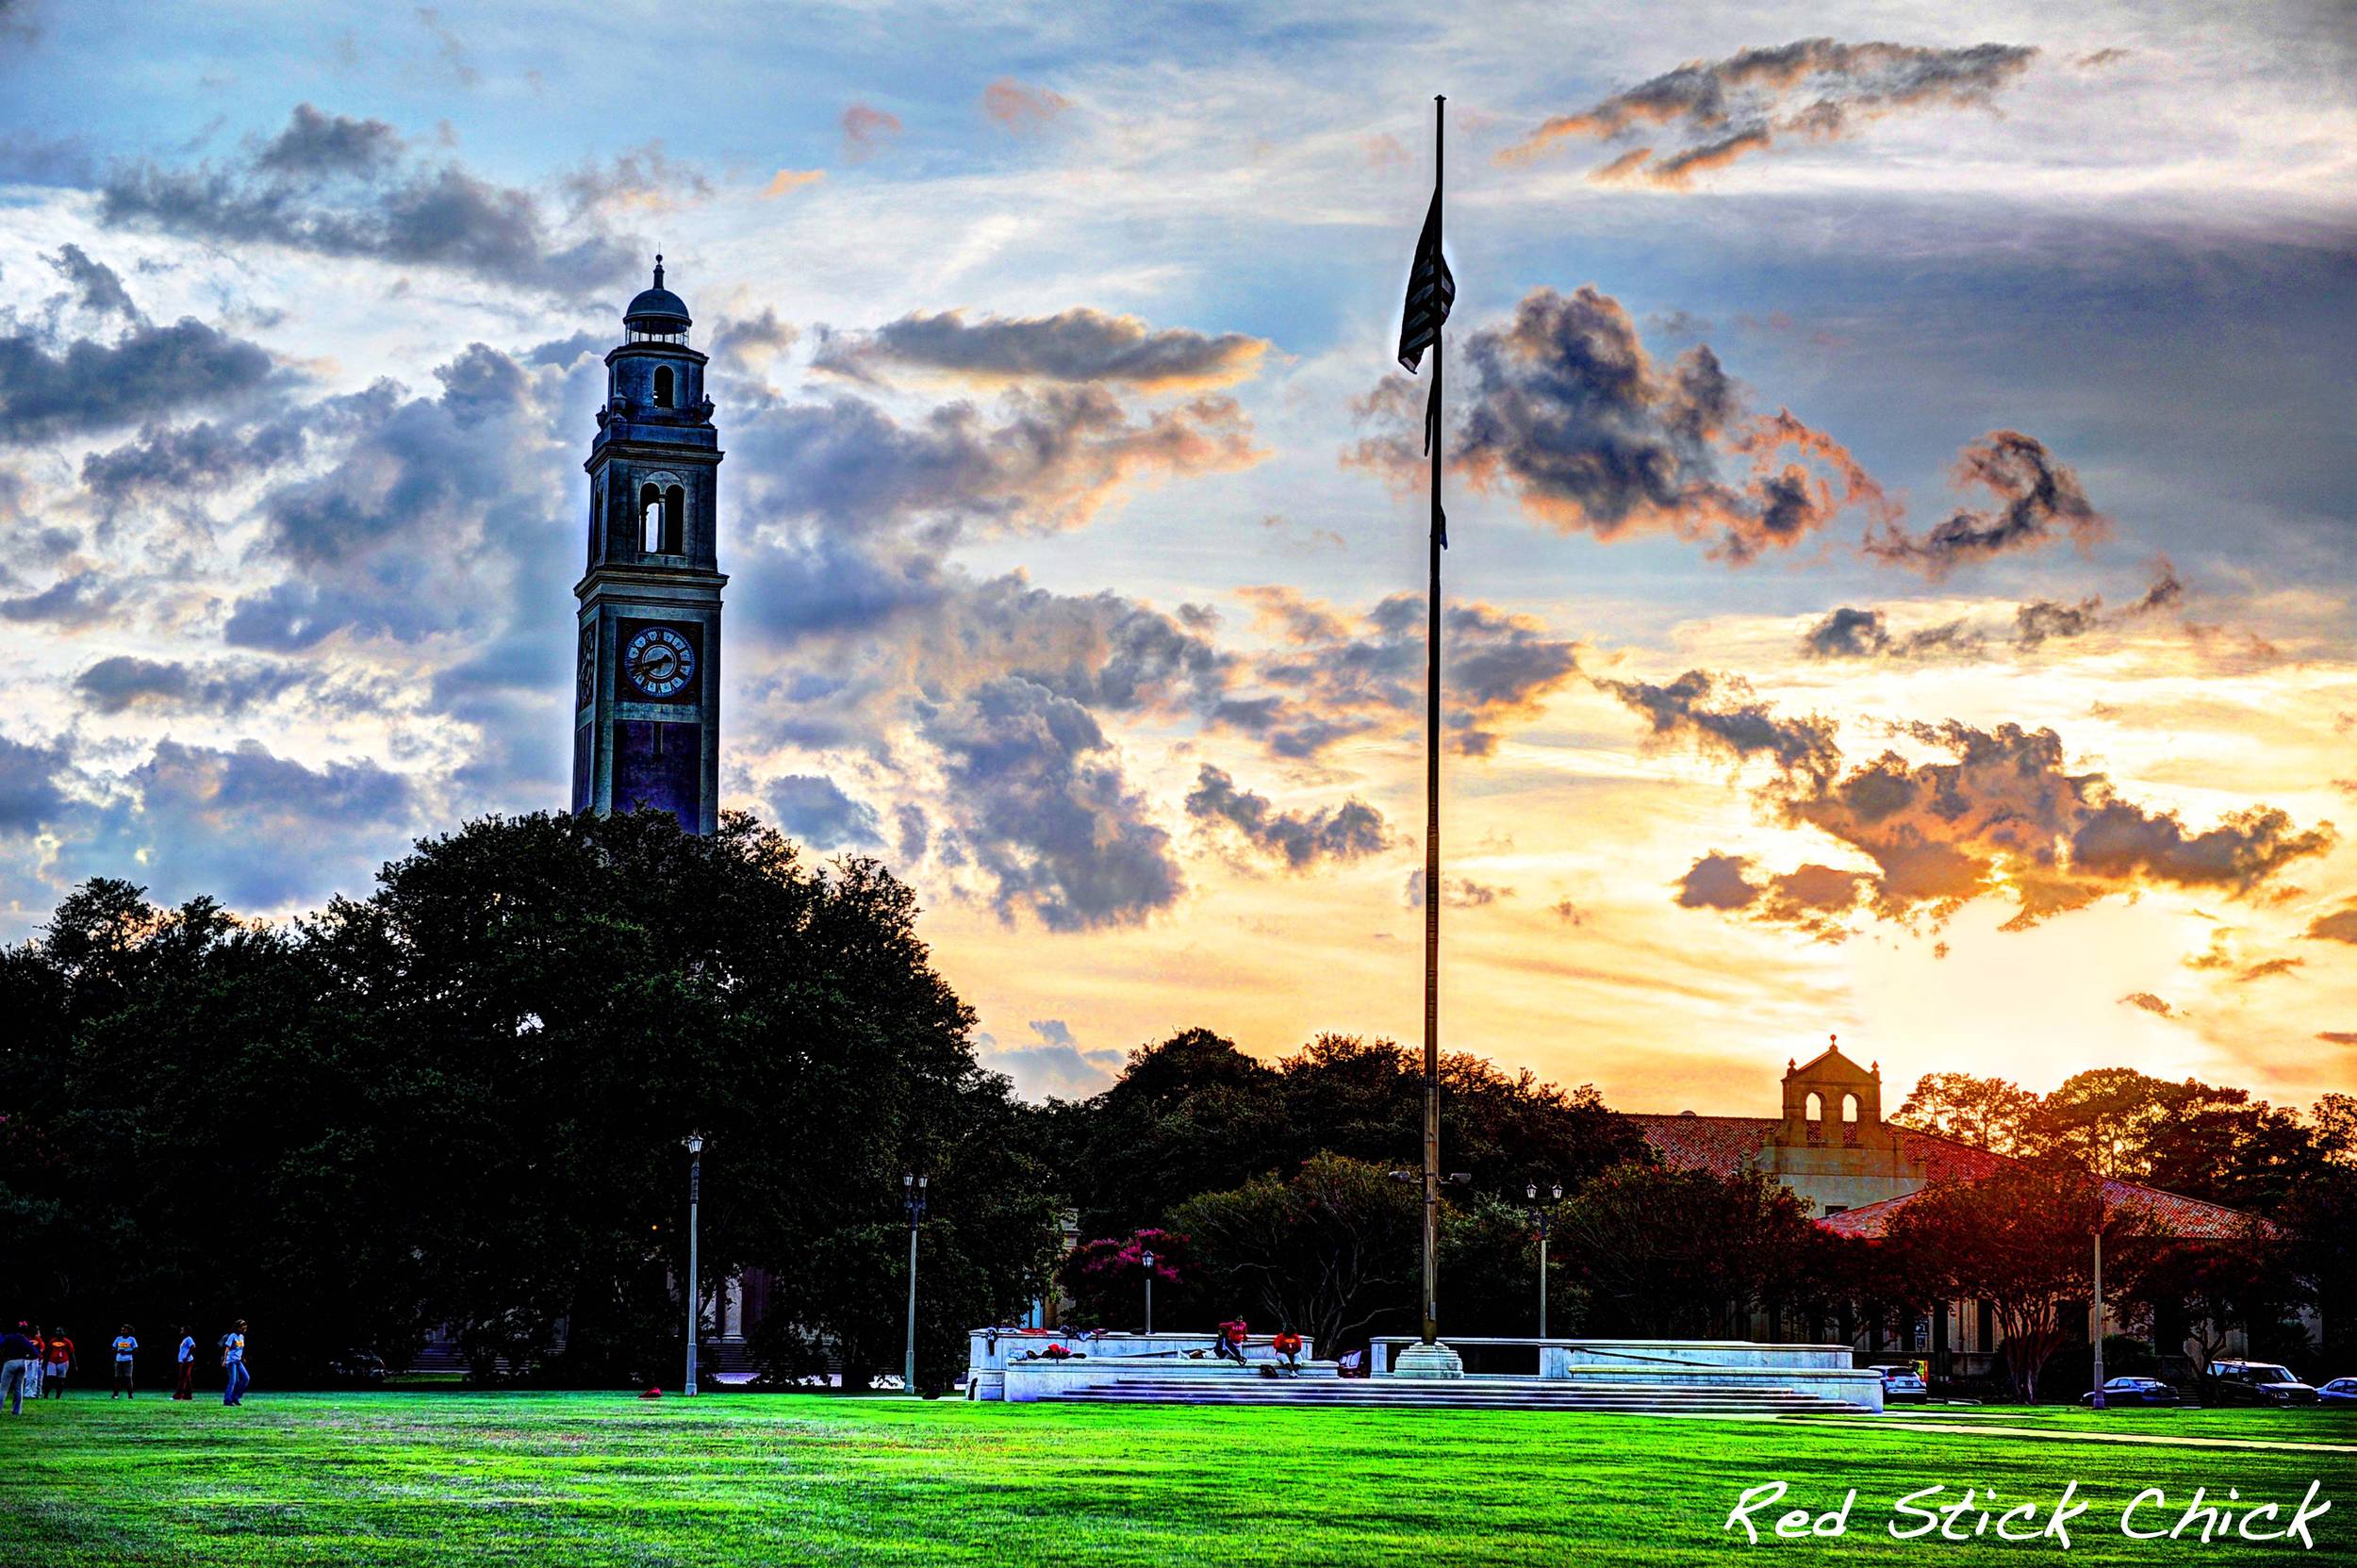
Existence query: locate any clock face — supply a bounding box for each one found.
[623,624,696,699]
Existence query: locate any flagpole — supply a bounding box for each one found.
[1388,92,1459,1380]
[1419,91,1444,1352]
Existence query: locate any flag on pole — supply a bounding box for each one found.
[1397,190,1454,373]
[1398,183,1454,546]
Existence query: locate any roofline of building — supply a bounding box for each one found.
[1626,1111,2267,1232]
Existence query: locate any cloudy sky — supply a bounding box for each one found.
[2,0,2350,1115]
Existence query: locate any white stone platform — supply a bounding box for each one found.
[971,1331,1883,1412]
[1046,1374,1871,1416]
[1002,1354,1339,1403]
[967,1330,1316,1401]
[1364,1336,1883,1411]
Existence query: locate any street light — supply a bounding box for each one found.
[684,1133,704,1397]
[1525,1179,1563,1341]
[902,1173,930,1395]
[2090,1221,2108,1411]
[1140,1247,1156,1336]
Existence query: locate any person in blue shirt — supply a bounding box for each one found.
[109,1325,138,1398]
[0,1325,38,1415]
[173,1328,196,1401]
[220,1321,249,1406]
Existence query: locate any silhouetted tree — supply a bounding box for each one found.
[1553,1164,1817,1338]
[1170,1153,1422,1351]
[2273,1101,2355,1369]
[1055,1030,1645,1237]
[1887,1165,2150,1402]
[1057,1029,1292,1237]
[1894,1072,2041,1156]
[2128,1230,2310,1393]
[0,812,1060,1388]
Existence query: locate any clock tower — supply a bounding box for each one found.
[571,256,726,834]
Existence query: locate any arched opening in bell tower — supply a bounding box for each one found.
[636,480,686,554]
[653,366,675,408]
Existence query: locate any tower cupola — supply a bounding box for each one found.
[622,255,693,342]
[1777,1035,1885,1147]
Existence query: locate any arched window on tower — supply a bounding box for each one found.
[1841,1093,1860,1147]
[653,366,675,408]
[1805,1092,1824,1146]
[662,486,684,554]
[641,482,663,553]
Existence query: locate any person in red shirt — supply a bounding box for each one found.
[1271,1328,1302,1372]
[41,1329,74,1398]
[1213,1316,1248,1365]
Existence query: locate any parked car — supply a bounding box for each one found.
[2081,1376,2182,1408]
[1871,1363,1929,1404]
[2317,1378,2357,1407]
[2205,1361,2320,1406]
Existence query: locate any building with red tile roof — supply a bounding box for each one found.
[1625,1039,2267,1376]
[1628,1042,2259,1240]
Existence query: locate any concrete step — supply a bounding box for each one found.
[1061,1395,1848,1405]
[701,1340,760,1375]
[1047,1376,1866,1415]
[1059,1395,1860,1414]
[1060,1376,1834,1395]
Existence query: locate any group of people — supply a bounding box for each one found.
[1210,1317,1304,1372]
[1,1320,251,1411]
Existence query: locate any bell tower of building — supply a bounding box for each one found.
[571,256,726,834]
[1765,1036,1926,1213]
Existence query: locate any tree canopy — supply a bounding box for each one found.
[1049,1029,1647,1237]
[0,811,1059,1389]
[1884,1164,2148,1401]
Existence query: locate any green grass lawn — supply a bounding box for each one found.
[3,1392,2351,1566]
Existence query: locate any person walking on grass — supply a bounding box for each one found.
[42,1327,74,1398]
[25,1327,44,1401]
[220,1320,249,1406]
[110,1325,139,1398]
[1,1324,37,1415]
[173,1328,196,1400]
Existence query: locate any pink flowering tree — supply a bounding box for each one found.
[1057,1229,1199,1329]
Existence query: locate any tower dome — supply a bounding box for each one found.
[623,256,691,341]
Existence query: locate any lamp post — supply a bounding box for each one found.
[1141,1247,1156,1336]
[684,1133,703,1397]
[1524,1179,1563,1341]
[902,1173,929,1395]
[2089,1223,2106,1411]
